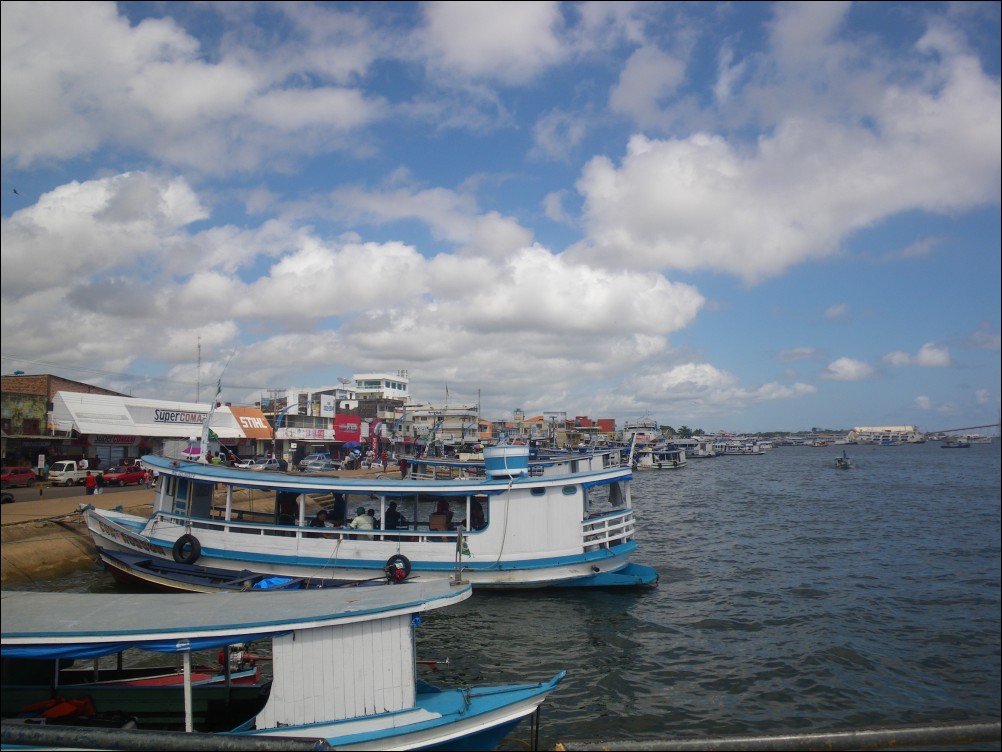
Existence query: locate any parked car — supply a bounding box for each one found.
[102,465,146,487]
[248,458,281,471]
[298,452,332,471]
[1,466,37,489]
[301,459,341,473]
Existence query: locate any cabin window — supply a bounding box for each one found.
[561,485,578,496]
[584,481,628,513]
[190,482,214,518]
[530,487,545,496]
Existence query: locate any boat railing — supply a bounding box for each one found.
[581,510,636,551]
[160,511,463,545]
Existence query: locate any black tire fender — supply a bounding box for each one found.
[172,533,201,565]
[385,554,411,582]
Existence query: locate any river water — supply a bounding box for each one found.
[11,442,1001,749]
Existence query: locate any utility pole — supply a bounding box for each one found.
[196,337,201,402]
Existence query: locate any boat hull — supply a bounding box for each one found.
[84,453,657,589]
[88,509,656,590]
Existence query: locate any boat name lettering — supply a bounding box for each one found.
[96,519,165,555]
[154,409,208,425]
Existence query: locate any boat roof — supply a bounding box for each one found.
[141,454,629,496]
[1,580,471,657]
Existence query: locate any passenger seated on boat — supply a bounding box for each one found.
[349,506,375,531]
[429,500,454,531]
[385,501,407,530]
[468,499,486,530]
[308,509,334,538]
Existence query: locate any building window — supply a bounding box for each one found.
[22,419,41,435]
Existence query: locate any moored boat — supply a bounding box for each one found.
[96,546,413,594]
[631,444,687,470]
[84,448,658,589]
[940,436,971,448]
[713,441,766,456]
[1,582,564,750]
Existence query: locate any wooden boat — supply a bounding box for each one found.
[96,546,412,594]
[84,447,657,589]
[1,582,564,750]
[631,444,687,470]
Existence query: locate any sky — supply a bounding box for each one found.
[1,1,999,435]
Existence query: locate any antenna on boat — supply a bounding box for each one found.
[197,350,237,463]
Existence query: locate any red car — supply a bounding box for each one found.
[2,466,37,489]
[102,465,146,487]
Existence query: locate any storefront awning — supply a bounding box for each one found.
[51,392,270,440]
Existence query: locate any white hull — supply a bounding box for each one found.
[85,454,658,590]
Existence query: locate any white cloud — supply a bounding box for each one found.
[0,173,207,300]
[777,347,818,362]
[822,357,876,381]
[883,342,951,367]
[883,351,912,368]
[570,3,1001,284]
[417,1,566,84]
[0,2,388,173]
[914,343,951,367]
[968,322,1001,350]
[531,110,588,162]
[609,46,687,127]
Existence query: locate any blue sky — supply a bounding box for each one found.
[1,1,999,434]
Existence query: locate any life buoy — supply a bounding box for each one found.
[673,460,678,468]
[385,554,411,582]
[172,533,201,565]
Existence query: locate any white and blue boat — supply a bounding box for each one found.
[84,445,657,589]
[1,582,564,750]
[630,444,687,470]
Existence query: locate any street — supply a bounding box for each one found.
[3,482,147,504]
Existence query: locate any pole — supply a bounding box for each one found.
[554,720,1000,751]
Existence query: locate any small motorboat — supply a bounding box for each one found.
[97,546,412,594]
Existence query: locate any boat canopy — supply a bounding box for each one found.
[1,582,471,661]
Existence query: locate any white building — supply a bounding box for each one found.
[353,371,410,402]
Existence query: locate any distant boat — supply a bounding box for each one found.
[835,450,853,470]
[672,437,716,458]
[714,441,766,456]
[631,444,687,470]
[1,582,565,750]
[940,437,971,449]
